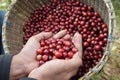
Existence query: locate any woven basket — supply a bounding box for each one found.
[2,0,116,80]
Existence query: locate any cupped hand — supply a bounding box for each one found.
[17,32,53,73]
[28,32,83,80]
[10,31,54,80]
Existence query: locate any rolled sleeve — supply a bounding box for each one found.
[0,55,13,80]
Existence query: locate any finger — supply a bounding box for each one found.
[60,33,83,71]
[33,32,53,41]
[53,30,67,39]
[71,32,83,66]
[63,34,71,40]
[72,32,82,53]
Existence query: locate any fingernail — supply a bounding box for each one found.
[74,32,79,36]
[60,29,67,32]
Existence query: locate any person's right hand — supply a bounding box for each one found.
[28,32,83,80]
[10,31,53,80]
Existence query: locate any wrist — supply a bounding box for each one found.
[10,54,28,80]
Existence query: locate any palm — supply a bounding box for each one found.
[21,37,40,62]
[38,59,79,75]
[19,38,40,73]
[18,32,53,73]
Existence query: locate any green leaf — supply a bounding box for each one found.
[111,46,117,51]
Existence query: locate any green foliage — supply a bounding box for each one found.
[110,76,119,80]
[91,71,104,80]
[112,0,120,31]
[0,0,12,10]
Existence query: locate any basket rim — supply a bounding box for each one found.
[2,0,116,80]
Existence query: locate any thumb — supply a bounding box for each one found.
[65,32,83,69]
[63,33,83,78]
[68,32,83,68]
[72,32,82,53]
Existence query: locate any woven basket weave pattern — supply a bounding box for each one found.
[2,0,116,80]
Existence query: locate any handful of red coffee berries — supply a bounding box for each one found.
[36,38,78,66]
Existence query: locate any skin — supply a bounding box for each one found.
[10,30,83,80]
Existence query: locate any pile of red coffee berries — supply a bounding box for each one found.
[36,38,78,66]
[23,0,108,79]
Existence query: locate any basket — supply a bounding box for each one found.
[2,0,116,80]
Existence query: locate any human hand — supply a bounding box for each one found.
[10,31,53,80]
[28,32,82,80]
